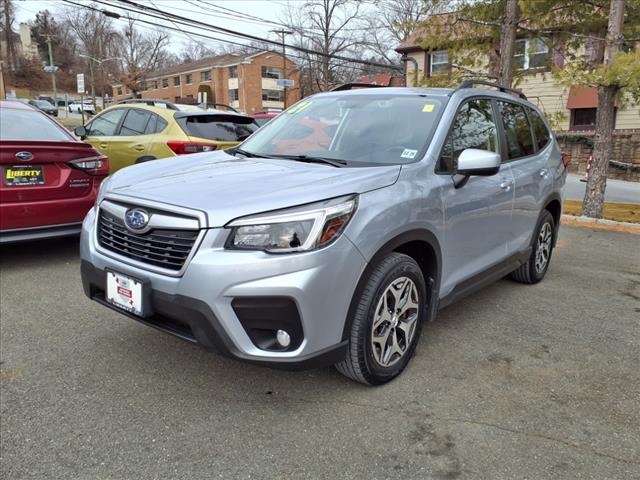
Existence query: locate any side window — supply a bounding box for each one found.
[499,101,535,159]
[143,114,167,134]
[438,99,499,173]
[86,109,126,136]
[119,109,153,136]
[528,107,551,150]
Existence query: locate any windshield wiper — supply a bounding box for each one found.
[233,147,261,158]
[269,154,348,168]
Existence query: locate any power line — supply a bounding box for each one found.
[60,0,391,77]
[106,0,400,70]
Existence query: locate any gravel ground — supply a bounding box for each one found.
[1,225,639,479]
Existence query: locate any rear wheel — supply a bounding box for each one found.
[511,210,555,284]
[335,253,427,385]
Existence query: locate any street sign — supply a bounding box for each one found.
[44,65,59,73]
[276,79,294,88]
[76,74,85,94]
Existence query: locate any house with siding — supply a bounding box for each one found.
[396,14,640,181]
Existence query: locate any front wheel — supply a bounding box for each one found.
[335,253,427,385]
[511,210,555,284]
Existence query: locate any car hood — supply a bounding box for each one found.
[104,151,401,227]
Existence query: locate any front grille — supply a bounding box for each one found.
[97,209,199,271]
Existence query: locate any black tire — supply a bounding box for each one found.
[511,210,555,284]
[335,252,428,385]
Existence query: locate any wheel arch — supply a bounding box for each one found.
[543,192,562,246]
[341,229,442,341]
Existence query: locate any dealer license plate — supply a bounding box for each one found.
[106,271,143,316]
[3,165,45,186]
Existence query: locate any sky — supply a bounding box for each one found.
[13,0,303,53]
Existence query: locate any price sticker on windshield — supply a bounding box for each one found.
[422,103,435,113]
[401,149,418,159]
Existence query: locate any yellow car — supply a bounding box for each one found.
[73,102,258,173]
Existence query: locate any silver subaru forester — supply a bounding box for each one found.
[80,82,566,385]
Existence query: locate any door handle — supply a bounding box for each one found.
[99,143,108,149]
[133,144,145,151]
[500,181,512,192]
[539,168,549,177]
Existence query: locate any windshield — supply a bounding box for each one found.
[240,94,445,165]
[35,100,53,108]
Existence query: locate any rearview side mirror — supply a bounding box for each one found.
[457,148,501,176]
[73,125,87,139]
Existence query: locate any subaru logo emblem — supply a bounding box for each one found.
[124,208,150,231]
[15,151,33,161]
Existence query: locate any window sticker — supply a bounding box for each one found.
[400,149,418,159]
[422,103,435,113]
[287,101,312,114]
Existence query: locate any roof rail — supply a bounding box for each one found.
[330,82,387,92]
[454,79,527,100]
[115,99,180,110]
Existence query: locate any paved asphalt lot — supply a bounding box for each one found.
[1,226,638,479]
[564,174,639,204]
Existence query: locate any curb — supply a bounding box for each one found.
[562,214,640,234]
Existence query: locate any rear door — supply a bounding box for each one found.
[439,98,515,294]
[497,101,554,253]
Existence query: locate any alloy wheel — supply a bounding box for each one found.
[535,222,553,274]
[370,276,420,367]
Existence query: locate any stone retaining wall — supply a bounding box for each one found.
[556,129,640,182]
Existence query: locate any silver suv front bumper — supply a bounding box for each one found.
[80,205,368,367]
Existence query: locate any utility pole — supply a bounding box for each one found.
[272,29,292,109]
[0,61,6,99]
[43,35,57,104]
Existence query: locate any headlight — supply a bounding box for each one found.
[226,195,357,253]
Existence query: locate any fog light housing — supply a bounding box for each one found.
[276,329,291,348]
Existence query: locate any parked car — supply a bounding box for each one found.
[74,103,258,173]
[80,81,566,384]
[0,101,108,243]
[251,112,278,127]
[28,99,58,117]
[69,100,96,115]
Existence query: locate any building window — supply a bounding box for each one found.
[140,81,147,91]
[186,94,193,100]
[173,76,180,86]
[152,80,159,89]
[262,66,282,79]
[201,70,211,82]
[174,96,181,102]
[570,108,597,130]
[515,38,549,70]
[116,87,122,95]
[229,66,238,78]
[430,50,448,75]
[229,89,239,102]
[162,78,168,88]
[262,89,284,102]
[185,73,192,84]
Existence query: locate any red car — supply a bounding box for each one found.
[251,112,278,127]
[0,101,108,243]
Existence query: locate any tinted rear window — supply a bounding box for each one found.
[178,115,257,141]
[528,107,551,150]
[499,101,535,159]
[0,108,71,141]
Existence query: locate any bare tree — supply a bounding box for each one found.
[116,18,169,97]
[365,0,443,64]
[1,0,19,71]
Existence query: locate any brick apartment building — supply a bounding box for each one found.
[110,51,300,114]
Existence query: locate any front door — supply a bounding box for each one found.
[437,98,515,296]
